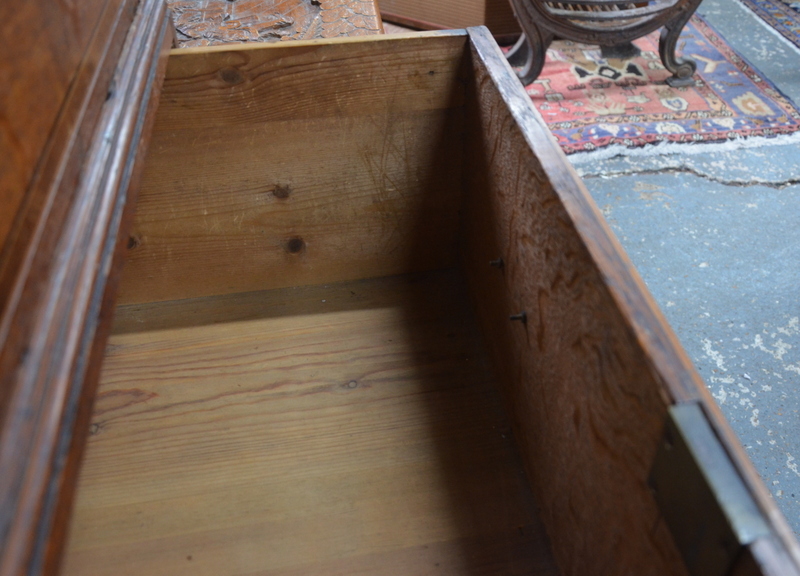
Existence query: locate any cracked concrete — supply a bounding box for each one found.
[584,165,800,189]
[576,142,800,186]
[575,0,800,535]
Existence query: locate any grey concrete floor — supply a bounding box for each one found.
[576,0,800,534]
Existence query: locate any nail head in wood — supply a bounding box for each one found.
[510,312,527,324]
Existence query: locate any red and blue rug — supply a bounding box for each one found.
[524,16,800,155]
[739,0,800,49]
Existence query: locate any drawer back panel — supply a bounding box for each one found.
[118,33,470,305]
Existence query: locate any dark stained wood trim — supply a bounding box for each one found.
[379,0,520,36]
[42,9,173,576]
[0,1,172,574]
[0,0,135,315]
[380,11,450,30]
[380,11,520,43]
[0,0,126,255]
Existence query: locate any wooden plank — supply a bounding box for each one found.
[0,2,172,574]
[167,0,384,47]
[460,26,800,576]
[62,271,561,576]
[118,33,469,304]
[140,33,468,129]
[0,0,110,252]
[379,0,519,36]
[0,0,138,277]
[460,26,696,576]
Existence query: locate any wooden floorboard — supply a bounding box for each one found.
[62,271,560,576]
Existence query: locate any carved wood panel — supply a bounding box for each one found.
[167,0,383,47]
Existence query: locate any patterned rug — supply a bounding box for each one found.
[523,16,800,155]
[740,0,800,49]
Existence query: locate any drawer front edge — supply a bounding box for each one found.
[0,2,172,574]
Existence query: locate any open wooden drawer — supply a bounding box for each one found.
[53,28,800,576]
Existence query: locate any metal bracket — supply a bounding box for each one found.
[649,403,770,576]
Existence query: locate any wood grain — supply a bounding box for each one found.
[167,0,383,47]
[53,27,800,576]
[460,26,692,576]
[379,0,520,37]
[0,1,172,574]
[118,33,468,304]
[62,271,560,576]
[0,0,113,253]
[460,26,800,576]
[0,0,138,287]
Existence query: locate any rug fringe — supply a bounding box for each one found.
[731,0,800,53]
[567,130,800,164]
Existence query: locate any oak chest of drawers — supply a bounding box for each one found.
[2,6,800,576]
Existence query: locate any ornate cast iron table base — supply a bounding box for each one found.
[506,0,703,86]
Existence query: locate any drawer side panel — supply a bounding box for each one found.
[460,25,800,576]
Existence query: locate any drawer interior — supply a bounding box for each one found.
[63,271,559,575]
[62,30,698,576]
[62,32,560,576]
